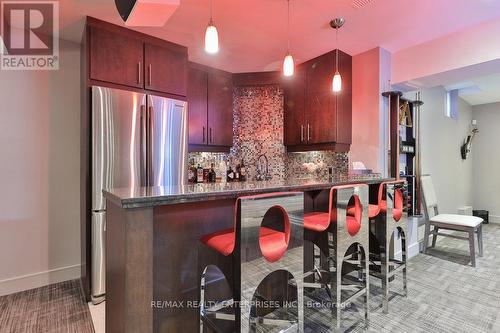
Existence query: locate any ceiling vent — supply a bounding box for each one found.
[352,0,375,9]
[115,0,180,27]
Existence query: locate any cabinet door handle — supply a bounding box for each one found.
[300,125,304,142]
[148,64,152,86]
[137,61,141,84]
[307,124,311,141]
[209,127,213,143]
[202,126,206,143]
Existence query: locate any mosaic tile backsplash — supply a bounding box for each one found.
[189,85,348,181]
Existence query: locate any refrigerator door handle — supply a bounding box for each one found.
[140,105,148,186]
[147,105,154,187]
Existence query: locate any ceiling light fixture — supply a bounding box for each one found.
[330,17,345,93]
[205,0,219,54]
[282,0,294,77]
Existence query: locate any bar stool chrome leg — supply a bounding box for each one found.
[239,192,304,333]
[369,181,408,314]
[304,184,370,332]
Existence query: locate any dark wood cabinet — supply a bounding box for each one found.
[336,51,352,145]
[305,53,336,144]
[144,42,187,96]
[89,25,143,88]
[86,17,187,97]
[208,71,233,147]
[283,68,306,145]
[188,65,208,145]
[283,50,352,151]
[187,63,233,151]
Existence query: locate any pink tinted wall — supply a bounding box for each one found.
[350,48,384,173]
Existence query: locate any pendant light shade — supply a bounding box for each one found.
[332,71,342,92]
[205,21,219,54]
[205,0,219,54]
[330,18,345,93]
[283,53,295,77]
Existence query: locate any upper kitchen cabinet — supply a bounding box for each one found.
[187,64,208,146]
[144,42,187,96]
[207,70,233,147]
[336,51,352,145]
[283,50,352,152]
[86,17,187,97]
[89,25,143,89]
[305,52,336,144]
[187,63,233,152]
[283,66,306,146]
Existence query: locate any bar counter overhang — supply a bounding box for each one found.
[103,175,392,333]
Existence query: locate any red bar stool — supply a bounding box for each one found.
[198,192,304,333]
[303,184,370,332]
[368,181,408,314]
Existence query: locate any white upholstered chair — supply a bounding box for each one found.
[421,175,483,267]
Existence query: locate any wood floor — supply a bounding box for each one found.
[1,224,499,333]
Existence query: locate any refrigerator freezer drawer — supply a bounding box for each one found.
[91,211,106,303]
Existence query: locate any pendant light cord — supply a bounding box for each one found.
[210,0,213,23]
[335,26,339,72]
[287,0,291,52]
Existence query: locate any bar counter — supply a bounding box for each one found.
[105,175,390,208]
[103,175,391,333]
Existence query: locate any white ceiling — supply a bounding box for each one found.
[447,73,500,106]
[58,0,500,73]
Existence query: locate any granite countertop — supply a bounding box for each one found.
[104,175,392,209]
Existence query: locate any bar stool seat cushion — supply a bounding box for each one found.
[200,228,235,256]
[430,214,483,227]
[379,200,403,222]
[347,204,380,219]
[304,212,330,232]
[200,227,289,259]
[259,227,288,263]
[304,212,361,235]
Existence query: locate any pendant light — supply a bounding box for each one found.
[330,18,345,93]
[282,0,294,77]
[205,0,219,54]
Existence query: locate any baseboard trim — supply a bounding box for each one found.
[394,242,420,259]
[0,264,81,296]
[489,215,500,224]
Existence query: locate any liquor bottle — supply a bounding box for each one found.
[188,161,192,183]
[196,164,204,183]
[239,159,246,182]
[203,165,210,183]
[227,166,235,182]
[235,163,241,182]
[188,159,195,183]
[209,163,216,183]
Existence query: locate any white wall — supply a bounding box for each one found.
[0,39,81,295]
[411,87,474,215]
[471,102,500,223]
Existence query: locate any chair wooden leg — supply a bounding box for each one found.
[431,226,439,248]
[468,229,476,267]
[423,221,431,254]
[477,225,483,257]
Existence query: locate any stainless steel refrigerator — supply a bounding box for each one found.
[90,85,187,304]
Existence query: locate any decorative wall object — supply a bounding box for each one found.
[461,127,479,160]
[189,85,348,181]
